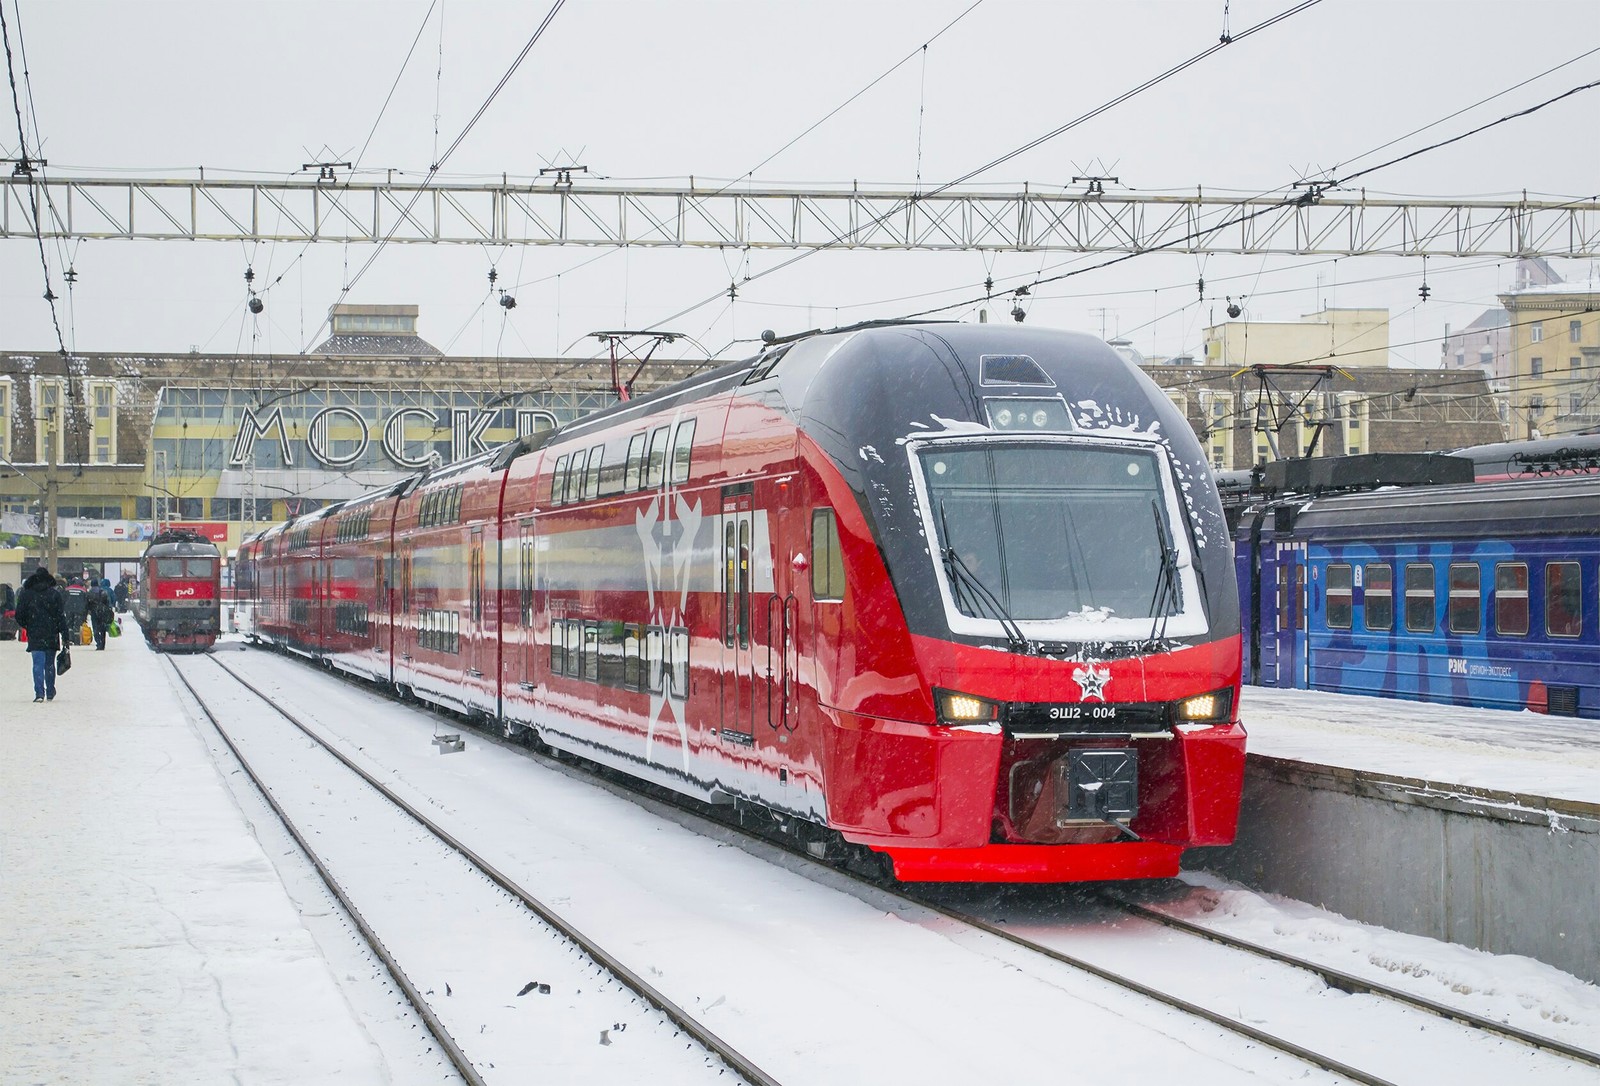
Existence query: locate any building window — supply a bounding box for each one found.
[1325,563,1353,629]
[1531,321,1543,342]
[1530,357,1543,378]
[1364,563,1393,630]
[1448,563,1480,634]
[1404,563,1435,633]
[1495,562,1528,636]
[1546,561,1582,638]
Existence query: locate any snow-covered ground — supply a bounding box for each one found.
[1239,685,1600,807]
[5,632,1599,1083]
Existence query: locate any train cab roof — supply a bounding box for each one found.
[143,538,221,559]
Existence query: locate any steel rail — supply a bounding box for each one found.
[194,653,779,1086]
[1100,891,1600,1069]
[164,656,489,1086]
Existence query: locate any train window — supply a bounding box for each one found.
[599,443,628,496]
[565,621,583,677]
[450,611,460,654]
[552,455,569,504]
[1546,562,1582,638]
[1448,564,1481,634]
[519,535,535,627]
[1495,563,1528,636]
[596,622,626,687]
[157,558,185,577]
[567,450,588,504]
[625,433,647,491]
[584,445,604,500]
[811,509,845,601]
[645,426,670,489]
[1404,563,1436,633]
[646,626,665,693]
[1364,564,1393,631]
[670,419,696,485]
[1325,564,1353,629]
[668,627,689,700]
[623,624,643,690]
[724,523,737,647]
[583,623,600,681]
[551,619,566,675]
[451,487,462,522]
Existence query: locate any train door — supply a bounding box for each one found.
[468,528,485,691]
[764,501,798,736]
[517,521,538,696]
[720,484,755,746]
[397,539,415,693]
[1274,541,1308,688]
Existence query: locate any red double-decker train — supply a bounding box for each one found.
[238,322,1246,882]
[133,530,223,652]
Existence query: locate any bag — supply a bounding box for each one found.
[80,623,93,646]
[17,627,24,644]
[56,647,71,674]
[109,620,121,638]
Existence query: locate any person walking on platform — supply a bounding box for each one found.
[87,578,115,650]
[63,576,89,640]
[113,574,131,614]
[15,567,68,702]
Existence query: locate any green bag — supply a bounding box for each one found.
[109,620,121,638]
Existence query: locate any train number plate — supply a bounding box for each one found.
[1062,748,1138,821]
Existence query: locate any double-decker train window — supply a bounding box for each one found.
[1546,561,1582,638]
[1448,563,1481,634]
[668,627,689,699]
[1363,564,1393,631]
[584,446,604,500]
[625,433,647,491]
[1404,563,1436,633]
[738,521,751,649]
[551,619,567,674]
[623,624,643,690]
[552,455,569,504]
[596,622,627,686]
[583,623,600,681]
[565,621,583,677]
[670,419,696,485]
[645,426,671,489]
[1325,564,1353,629]
[811,509,845,601]
[567,449,588,503]
[646,626,664,692]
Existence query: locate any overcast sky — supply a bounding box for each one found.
[1,0,1596,367]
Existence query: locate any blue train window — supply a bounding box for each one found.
[1546,562,1582,638]
[1448,564,1481,634]
[1326,564,1353,629]
[1364,564,1393,631]
[1495,563,1528,636]
[1405,564,1435,633]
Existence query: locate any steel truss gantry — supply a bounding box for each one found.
[3,176,1597,257]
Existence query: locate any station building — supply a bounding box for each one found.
[0,304,1505,579]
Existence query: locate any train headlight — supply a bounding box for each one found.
[935,689,1002,726]
[1172,688,1233,726]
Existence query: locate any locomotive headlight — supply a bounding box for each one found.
[994,407,1014,427]
[1032,409,1049,427]
[935,689,1001,726]
[1173,688,1233,726]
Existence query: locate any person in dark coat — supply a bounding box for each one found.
[63,576,89,638]
[87,577,116,650]
[113,575,131,614]
[15,567,68,702]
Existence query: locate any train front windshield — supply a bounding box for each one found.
[916,441,1206,639]
[156,557,217,578]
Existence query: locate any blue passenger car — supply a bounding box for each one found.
[1237,475,1600,718]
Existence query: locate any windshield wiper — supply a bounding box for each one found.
[1146,498,1180,646]
[939,500,1029,652]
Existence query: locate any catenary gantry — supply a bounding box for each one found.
[2,176,1597,257]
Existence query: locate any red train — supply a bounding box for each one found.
[133,530,223,652]
[237,322,1246,882]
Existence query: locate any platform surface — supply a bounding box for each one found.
[1239,686,1600,809]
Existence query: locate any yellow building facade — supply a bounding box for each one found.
[1203,307,1390,369]
[1497,282,1600,440]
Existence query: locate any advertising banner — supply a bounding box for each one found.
[163,521,230,543]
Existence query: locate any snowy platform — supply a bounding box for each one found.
[1193,686,1600,985]
[0,633,439,1084]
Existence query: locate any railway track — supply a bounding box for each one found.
[205,643,1600,1085]
[167,653,775,1086]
